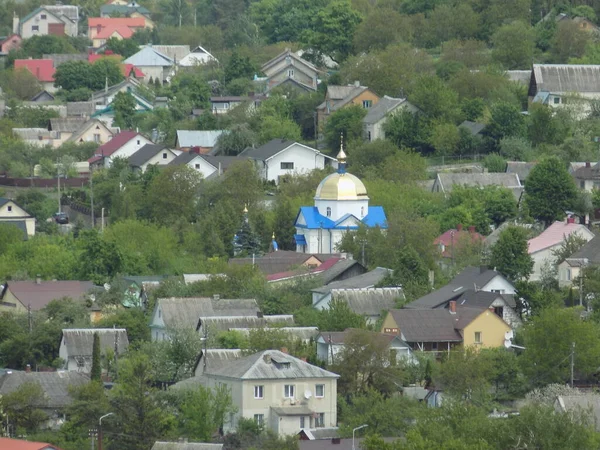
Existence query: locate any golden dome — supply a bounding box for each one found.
[315,172,368,201]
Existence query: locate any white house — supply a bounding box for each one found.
[169,153,240,179]
[0,198,36,237]
[363,95,418,142]
[179,46,217,66]
[294,149,387,254]
[88,130,153,168]
[59,328,129,373]
[128,144,179,172]
[124,46,175,84]
[240,140,337,184]
[528,218,595,282]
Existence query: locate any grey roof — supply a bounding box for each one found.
[199,155,240,171]
[406,266,507,309]
[455,289,515,309]
[506,161,537,181]
[363,95,408,124]
[229,327,319,341]
[556,394,600,431]
[13,128,56,140]
[128,144,167,167]
[169,152,201,167]
[43,53,87,66]
[388,307,482,342]
[0,370,89,408]
[532,64,600,93]
[569,236,600,263]
[176,130,226,148]
[125,47,174,67]
[204,349,339,380]
[49,117,87,133]
[320,259,365,284]
[229,251,339,275]
[152,442,223,450]
[61,328,129,357]
[44,4,79,21]
[573,162,600,180]
[199,315,294,333]
[170,375,208,390]
[299,427,339,440]
[193,348,243,374]
[261,49,318,74]
[327,85,359,100]
[311,267,394,294]
[435,173,521,192]
[147,45,191,62]
[30,90,55,102]
[506,70,532,85]
[327,288,402,316]
[241,139,316,161]
[67,102,95,117]
[317,329,401,346]
[459,120,486,136]
[156,297,260,329]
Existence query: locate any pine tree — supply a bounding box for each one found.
[91,332,102,382]
[233,209,262,257]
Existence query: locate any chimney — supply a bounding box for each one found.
[449,300,456,314]
[12,13,19,35]
[354,80,360,87]
[280,347,288,354]
[213,294,220,301]
[567,216,575,224]
[468,226,476,233]
[586,161,591,168]
[35,275,41,285]
[25,364,31,373]
[263,354,272,364]
[456,224,463,232]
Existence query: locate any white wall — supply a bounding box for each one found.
[314,199,369,223]
[482,276,516,295]
[295,227,344,254]
[107,135,152,167]
[0,201,36,236]
[21,11,70,39]
[140,149,177,172]
[264,144,329,184]
[185,156,217,179]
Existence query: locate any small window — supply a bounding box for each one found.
[254,414,264,426]
[281,162,294,170]
[300,416,305,428]
[326,207,331,218]
[162,152,168,159]
[581,180,585,189]
[432,342,438,351]
[40,14,47,19]
[137,140,141,145]
[315,413,325,428]
[475,332,482,344]
[94,134,101,143]
[567,269,572,281]
[367,131,371,142]
[254,385,264,399]
[224,103,230,109]
[315,384,324,398]
[288,69,294,77]
[553,97,560,104]
[491,289,504,294]
[362,100,372,108]
[284,384,295,398]
[194,164,200,169]
[7,206,12,212]
[32,25,39,31]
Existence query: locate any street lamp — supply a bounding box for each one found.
[352,424,368,450]
[98,412,114,450]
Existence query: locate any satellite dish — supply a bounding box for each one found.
[304,390,312,399]
[505,330,514,340]
[504,338,512,349]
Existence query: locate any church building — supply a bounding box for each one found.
[293,147,387,253]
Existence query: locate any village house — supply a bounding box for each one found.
[506,161,537,185]
[14,59,56,92]
[210,95,265,114]
[558,235,600,287]
[174,130,226,152]
[179,46,217,66]
[88,17,148,48]
[128,144,178,172]
[527,218,595,282]
[197,315,295,336]
[240,139,337,184]
[434,224,485,266]
[266,257,367,284]
[169,152,239,179]
[59,328,129,373]
[0,437,65,450]
[15,5,79,38]
[0,34,21,55]
[571,161,600,192]
[203,349,339,435]
[261,49,319,93]
[124,46,175,84]
[432,173,523,201]
[316,82,380,133]
[0,279,95,313]
[363,95,418,142]
[0,197,36,238]
[230,327,319,344]
[66,119,115,144]
[12,127,57,147]
[48,117,87,146]
[88,130,153,168]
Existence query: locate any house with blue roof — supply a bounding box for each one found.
[293,147,387,253]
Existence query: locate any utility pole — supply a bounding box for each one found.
[90,166,95,227]
[571,342,575,388]
[579,271,583,307]
[202,327,208,372]
[89,428,97,450]
[28,303,32,333]
[57,160,61,214]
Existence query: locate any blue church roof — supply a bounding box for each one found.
[296,206,387,230]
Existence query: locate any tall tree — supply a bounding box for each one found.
[490,226,533,281]
[91,332,102,382]
[112,92,137,130]
[491,21,534,69]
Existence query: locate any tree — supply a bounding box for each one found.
[551,20,590,63]
[491,21,534,69]
[91,332,101,382]
[490,226,533,281]
[233,212,262,257]
[112,92,137,129]
[77,229,124,284]
[409,75,460,122]
[524,157,578,225]
[521,307,600,385]
[383,110,430,153]
[105,37,140,58]
[352,9,411,53]
[0,68,41,100]
[224,50,255,83]
[486,102,526,142]
[1,381,48,433]
[324,105,367,152]
[436,348,494,404]
[216,125,256,156]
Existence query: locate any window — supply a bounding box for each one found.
[254,414,264,426]
[7,206,12,212]
[281,162,294,170]
[41,14,47,19]
[567,268,572,281]
[581,180,586,189]
[158,309,161,318]
[367,131,371,141]
[362,100,372,108]
[254,385,264,399]
[432,342,438,351]
[137,140,141,145]
[384,328,398,334]
[491,289,504,294]
[162,152,168,159]
[288,69,294,77]
[284,384,295,398]
[474,332,482,344]
[315,384,324,398]
[326,207,331,218]
[94,133,101,143]
[553,97,560,104]
[300,416,305,428]
[493,306,503,318]
[315,413,325,428]
[32,25,39,31]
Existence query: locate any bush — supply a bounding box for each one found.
[483,153,506,172]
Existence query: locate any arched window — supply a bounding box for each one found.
[360,206,365,217]
[326,207,331,217]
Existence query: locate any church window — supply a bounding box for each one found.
[326,207,331,217]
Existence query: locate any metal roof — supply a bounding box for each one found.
[229,327,319,341]
[506,161,537,181]
[527,220,594,254]
[532,64,600,93]
[152,442,223,450]
[329,287,403,316]
[2,280,95,311]
[176,130,226,148]
[49,117,87,133]
[435,173,521,193]
[311,267,394,294]
[124,46,174,67]
[363,95,407,124]
[61,328,129,357]
[199,315,294,333]
[204,349,339,380]
[128,144,169,167]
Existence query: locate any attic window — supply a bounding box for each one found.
[162,152,168,159]
[273,359,291,369]
[96,126,100,130]
[41,14,47,19]
[7,206,12,212]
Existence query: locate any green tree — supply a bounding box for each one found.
[176,384,236,439]
[486,102,526,142]
[105,37,140,58]
[91,332,101,382]
[551,20,590,63]
[490,226,533,281]
[383,110,430,153]
[224,50,255,83]
[78,229,124,284]
[352,9,411,52]
[112,92,137,129]
[324,105,367,152]
[409,76,460,122]
[524,157,578,225]
[491,21,534,69]
[1,381,48,433]
[436,348,494,404]
[216,125,256,156]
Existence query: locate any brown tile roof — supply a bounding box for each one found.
[3,280,95,310]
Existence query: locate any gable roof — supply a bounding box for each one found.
[261,49,318,74]
[455,289,515,309]
[193,348,243,375]
[49,117,87,133]
[88,17,146,28]
[61,328,129,356]
[30,90,55,102]
[506,161,537,181]
[19,7,65,29]
[568,235,600,263]
[0,370,89,408]
[363,95,408,124]
[266,257,343,282]
[527,220,594,254]
[44,4,79,21]
[199,315,294,333]
[147,45,190,62]
[0,437,64,450]
[572,162,600,180]
[406,266,508,309]
[434,227,485,258]
[152,443,223,450]
[311,267,394,294]
[228,250,335,275]
[169,152,203,167]
[66,102,95,118]
[327,287,403,316]
[14,59,55,82]
[180,46,217,66]
[128,143,168,167]
[176,130,226,148]
[2,280,95,311]
[204,349,339,380]
[88,130,144,162]
[155,297,260,329]
[241,139,319,161]
[532,64,600,94]
[124,46,174,67]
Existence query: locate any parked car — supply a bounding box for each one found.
[53,212,69,224]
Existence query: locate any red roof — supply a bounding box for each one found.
[14,59,55,82]
[88,17,146,28]
[95,25,136,39]
[267,257,341,281]
[0,437,63,449]
[434,227,485,258]
[88,131,143,163]
[123,63,144,78]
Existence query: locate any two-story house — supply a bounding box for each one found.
[261,49,318,93]
[240,139,337,184]
[88,130,153,168]
[558,236,600,287]
[571,161,600,192]
[204,349,339,435]
[124,46,175,84]
[88,17,147,48]
[15,5,79,38]
[59,328,129,373]
[316,83,380,134]
[66,119,115,145]
[363,96,418,142]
